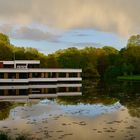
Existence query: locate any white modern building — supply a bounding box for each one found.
[0,60,82,84]
[0,60,82,98]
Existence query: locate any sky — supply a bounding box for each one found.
[0,0,139,54]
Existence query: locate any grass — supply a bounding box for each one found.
[117,75,140,81]
[0,132,31,140]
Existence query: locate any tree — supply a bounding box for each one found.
[80,47,98,69]
[120,63,134,76]
[124,46,140,74]
[127,35,140,48]
[82,63,100,78]
[13,46,26,60]
[46,54,59,68]
[56,47,81,68]
[0,42,13,60]
[0,33,10,45]
[104,65,122,81]
[103,46,118,54]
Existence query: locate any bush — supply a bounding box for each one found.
[0,132,31,140]
[16,135,31,140]
[0,132,11,140]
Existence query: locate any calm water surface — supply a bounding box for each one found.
[0,80,140,140]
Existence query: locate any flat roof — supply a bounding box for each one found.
[0,68,82,73]
[0,60,40,64]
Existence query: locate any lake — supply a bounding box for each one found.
[0,80,140,140]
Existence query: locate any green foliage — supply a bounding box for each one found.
[0,132,11,140]
[46,54,59,68]
[104,65,122,81]
[0,42,13,60]
[56,47,81,68]
[127,35,140,47]
[56,80,118,105]
[121,63,133,76]
[117,75,140,81]
[82,64,100,78]
[0,102,12,120]
[0,32,140,81]
[0,102,24,120]
[16,135,31,140]
[0,33,10,45]
[0,132,31,140]
[103,46,118,54]
[123,46,140,74]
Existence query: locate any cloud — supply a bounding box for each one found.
[76,33,91,37]
[0,24,14,36]
[0,0,140,36]
[0,24,59,41]
[13,27,59,41]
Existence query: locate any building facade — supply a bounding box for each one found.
[0,60,82,98]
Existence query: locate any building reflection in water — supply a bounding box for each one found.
[0,83,82,100]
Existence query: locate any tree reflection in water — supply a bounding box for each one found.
[0,102,24,120]
[56,80,140,118]
[0,80,140,120]
[56,80,118,105]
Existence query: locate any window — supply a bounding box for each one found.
[48,72,56,78]
[48,88,56,93]
[28,64,39,68]
[59,73,66,77]
[0,73,4,78]
[8,89,16,95]
[4,64,14,68]
[58,87,67,92]
[32,73,41,78]
[8,73,16,79]
[69,73,78,77]
[19,89,28,95]
[69,87,80,92]
[0,90,4,95]
[19,73,28,79]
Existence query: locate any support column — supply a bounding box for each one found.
[29,73,32,78]
[16,89,19,95]
[45,73,48,78]
[41,88,45,94]
[4,89,8,95]
[77,72,81,77]
[29,88,32,94]
[4,73,8,79]
[66,73,69,78]
[41,73,45,78]
[77,87,81,92]
[66,87,69,92]
[16,73,19,79]
[56,72,59,78]
[45,88,48,93]
[26,64,28,69]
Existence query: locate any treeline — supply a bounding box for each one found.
[0,33,140,80]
